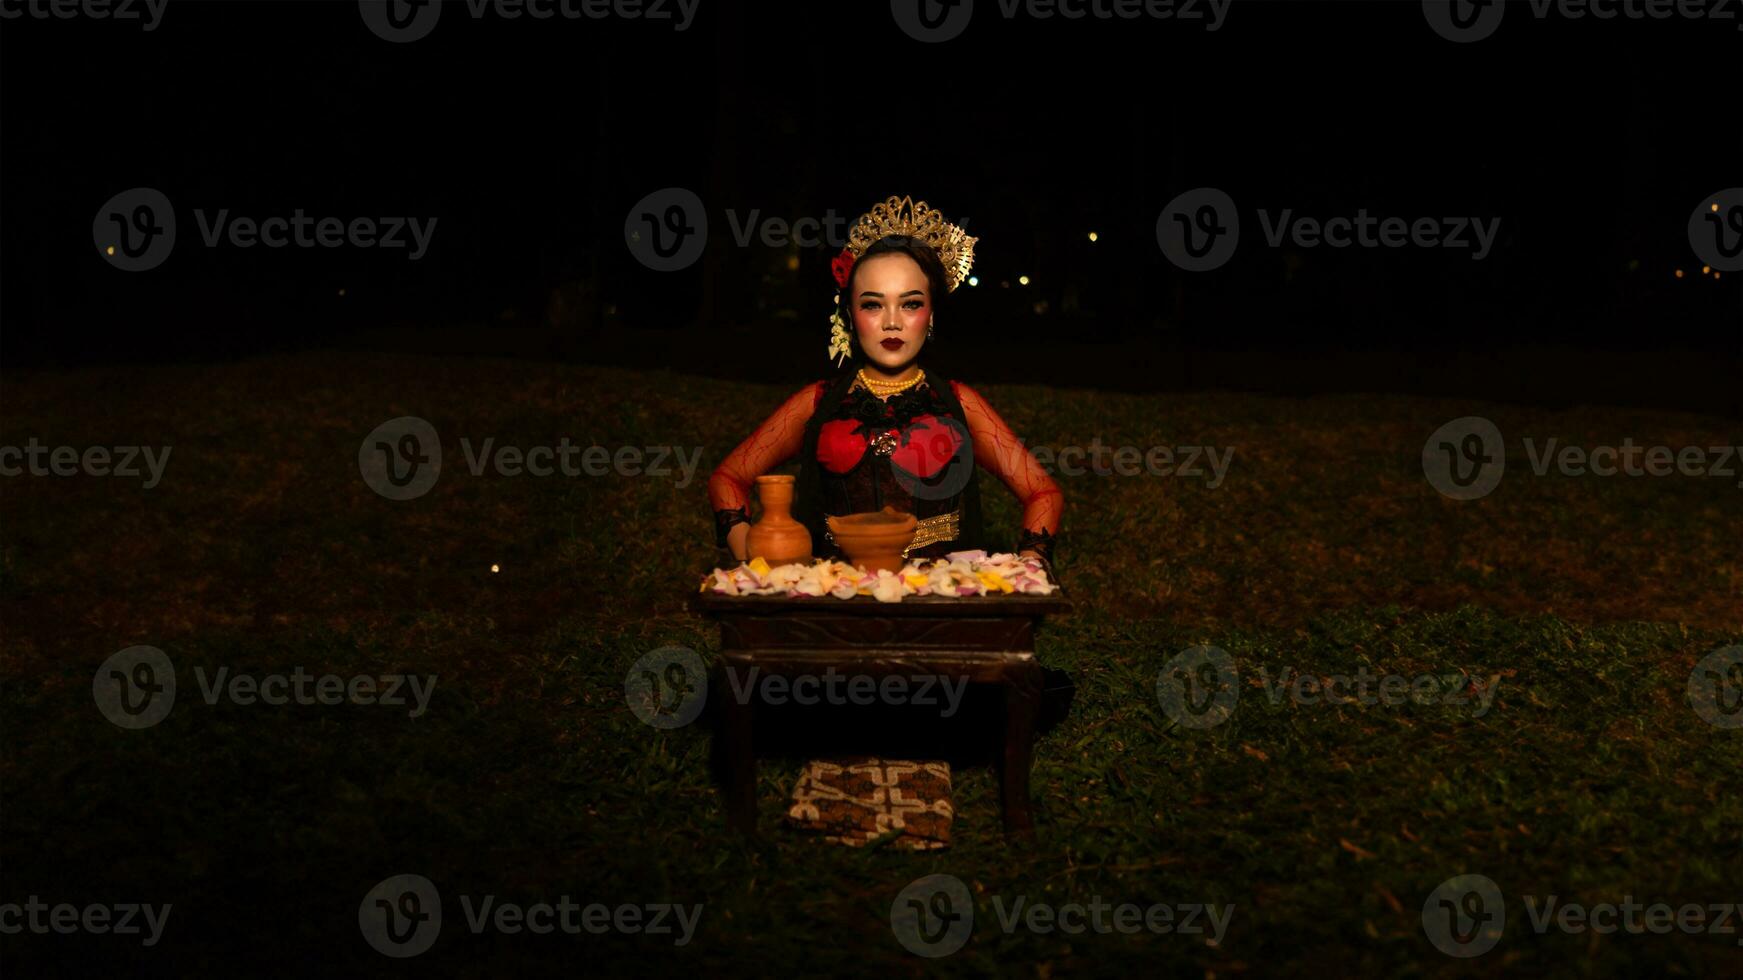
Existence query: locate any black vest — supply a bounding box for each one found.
[791,367,987,560]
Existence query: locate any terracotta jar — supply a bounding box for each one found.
[826,506,919,575]
[745,475,813,565]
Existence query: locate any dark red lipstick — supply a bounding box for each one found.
[880,338,905,351]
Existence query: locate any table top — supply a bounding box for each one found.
[690,585,1073,618]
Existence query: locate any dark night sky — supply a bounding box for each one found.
[2,0,1739,381]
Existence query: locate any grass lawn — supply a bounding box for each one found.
[2,353,1739,976]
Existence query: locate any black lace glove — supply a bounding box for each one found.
[715,507,749,555]
[1017,526,1056,577]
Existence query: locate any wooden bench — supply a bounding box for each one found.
[689,588,1072,837]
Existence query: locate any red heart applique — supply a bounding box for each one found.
[888,414,965,479]
[816,414,966,477]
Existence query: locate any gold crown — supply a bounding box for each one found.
[846,195,977,292]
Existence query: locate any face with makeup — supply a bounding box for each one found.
[850,253,931,374]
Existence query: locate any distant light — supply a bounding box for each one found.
[1713,203,1721,212]
[1675,269,1684,278]
[1701,265,1711,275]
[337,288,347,297]
[1716,272,1723,280]
[105,246,115,256]
[1018,275,1031,286]
[785,255,800,271]
[1087,231,1099,243]
[967,276,979,287]
[1000,280,1010,288]
[490,564,500,573]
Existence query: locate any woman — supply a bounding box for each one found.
[708,195,1063,570]
[704,196,1067,849]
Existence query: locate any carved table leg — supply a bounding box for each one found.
[1000,660,1044,837]
[719,667,757,836]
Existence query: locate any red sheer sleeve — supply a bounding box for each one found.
[952,381,1064,559]
[708,381,827,547]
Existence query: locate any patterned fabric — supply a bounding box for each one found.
[785,757,953,850]
[902,507,962,558]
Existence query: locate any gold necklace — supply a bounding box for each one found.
[857,367,924,397]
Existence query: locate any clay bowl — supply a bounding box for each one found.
[826,506,919,575]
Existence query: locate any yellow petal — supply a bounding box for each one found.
[977,570,1014,593]
[748,556,771,577]
[903,572,928,589]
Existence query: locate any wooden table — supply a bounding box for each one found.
[689,587,1072,838]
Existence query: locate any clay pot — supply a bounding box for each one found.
[745,475,813,565]
[826,506,919,575]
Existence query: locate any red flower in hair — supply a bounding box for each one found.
[830,247,856,289]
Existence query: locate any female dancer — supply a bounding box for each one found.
[704,196,1068,848]
[708,196,1063,571]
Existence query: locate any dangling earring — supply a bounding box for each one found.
[927,320,935,341]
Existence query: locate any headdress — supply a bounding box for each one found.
[827,196,977,366]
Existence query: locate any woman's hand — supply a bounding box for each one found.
[727,522,750,562]
[1019,548,1055,580]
